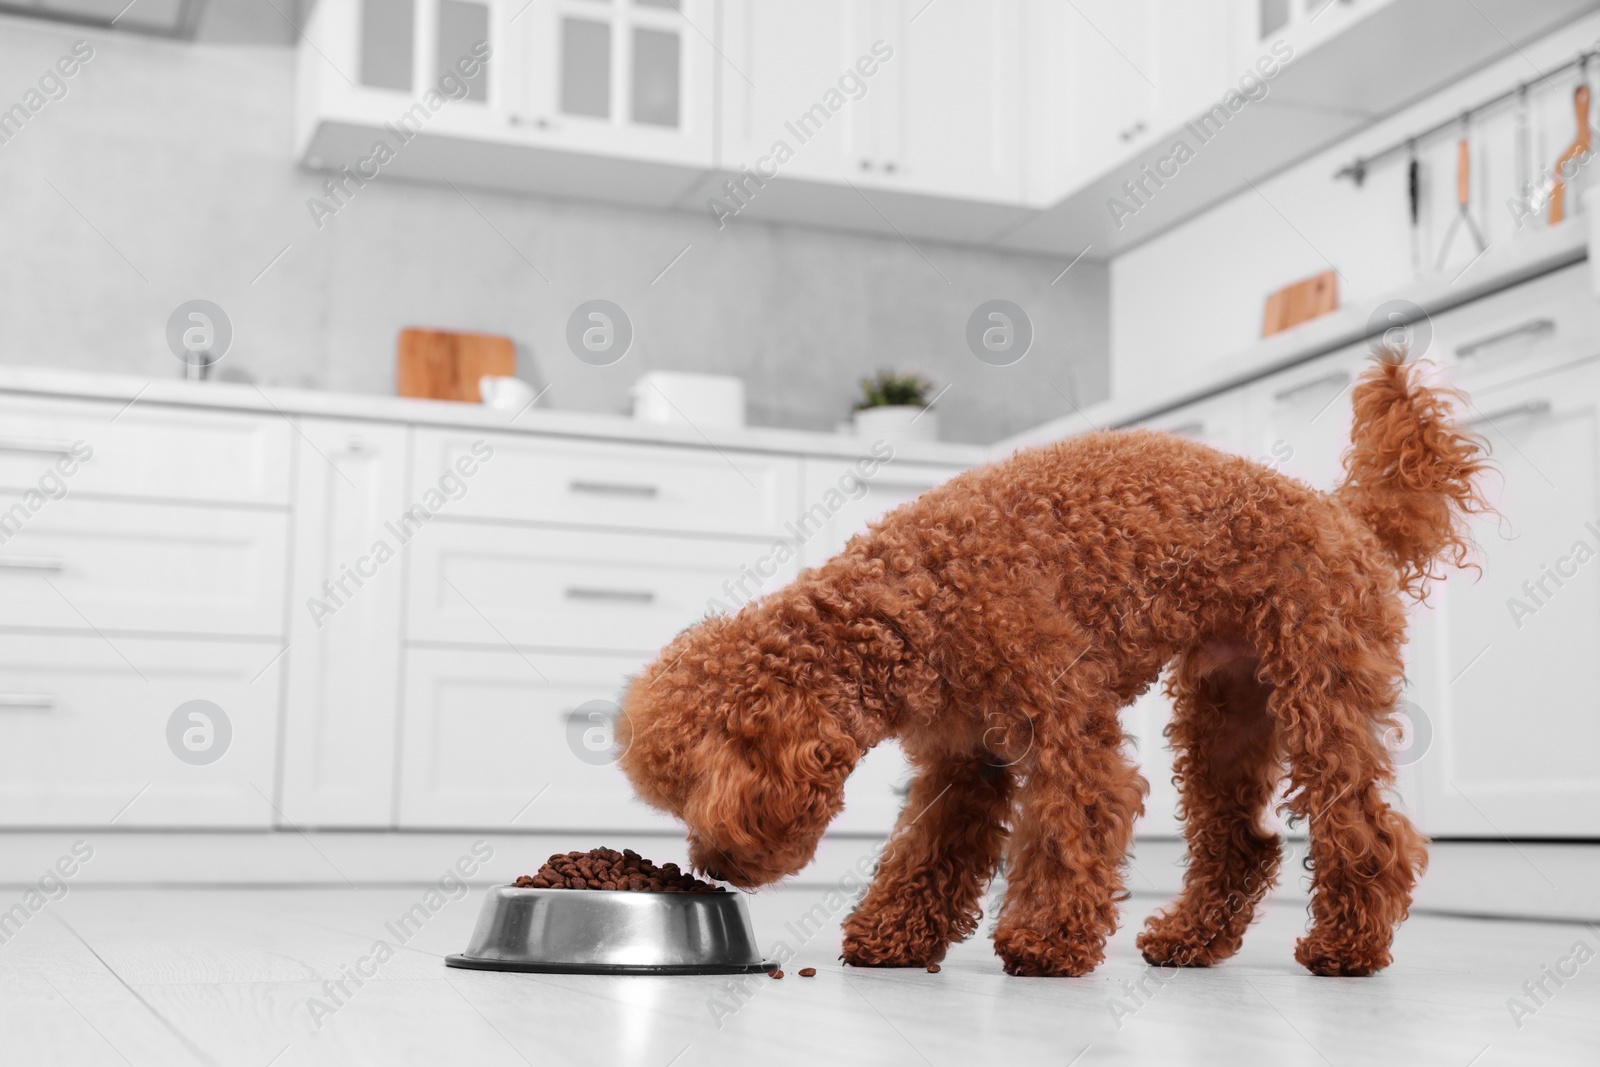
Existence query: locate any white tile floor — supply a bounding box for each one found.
[3,885,1596,1066]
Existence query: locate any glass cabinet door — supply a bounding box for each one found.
[515,0,714,165]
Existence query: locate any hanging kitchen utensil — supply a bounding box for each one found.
[1407,141,1421,276]
[1515,85,1532,215]
[1549,75,1592,225]
[1436,122,1487,270]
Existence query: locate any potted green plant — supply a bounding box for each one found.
[852,370,939,443]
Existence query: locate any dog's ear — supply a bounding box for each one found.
[686,681,861,882]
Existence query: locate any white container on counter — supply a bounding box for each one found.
[631,372,745,429]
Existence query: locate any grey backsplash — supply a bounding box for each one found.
[0,23,1107,446]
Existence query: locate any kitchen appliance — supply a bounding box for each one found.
[446,885,773,975]
[631,371,745,429]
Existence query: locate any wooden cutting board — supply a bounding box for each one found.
[1262,271,1340,337]
[397,328,516,402]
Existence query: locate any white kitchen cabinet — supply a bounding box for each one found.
[1409,356,1600,837]
[280,420,410,828]
[1026,0,1239,204]
[301,0,504,145]
[1151,0,1238,133]
[1244,345,1364,490]
[719,0,1022,203]
[398,647,680,829]
[888,0,1025,202]
[1234,0,1401,61]
[716,0,871,186]
[1044,0,1157,193]
[509,0,716,166]
[0,635,281,827]
[398,646,910,834]
[796,456,964,568]
[0,395,291,507]
[1136,389,1251,456]
[1435,263,1600,391]
[408,523,796,651]
[411,428,800,538]
[0,498,289,639]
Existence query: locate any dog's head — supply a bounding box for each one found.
[616,612,862,888]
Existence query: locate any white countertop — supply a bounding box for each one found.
[0,364,988,468]
[997,221,1593,453]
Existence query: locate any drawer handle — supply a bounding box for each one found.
[1464,399,1552,428]
[569,480,659,499]
[1165,421,1205,437]
[1456,318,1555,359]
[1272,370,1351,403]
[0,694,55,709]
[0,438,75,456]
[564,586,656,605]
[0,556,65,573]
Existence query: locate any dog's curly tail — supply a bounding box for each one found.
[1336,351,1490,601]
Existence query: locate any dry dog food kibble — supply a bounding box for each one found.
[926,963,941,973]
[798,967,817,977]
[513,848,726,893]
[767,969,784,979]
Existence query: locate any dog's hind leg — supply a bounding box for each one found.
[1260,617,1428,976]
[1136,647,1282,968]
[991,703,1145,976]
[841,752,1013,968]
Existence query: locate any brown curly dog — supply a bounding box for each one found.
[617,354,1486,977]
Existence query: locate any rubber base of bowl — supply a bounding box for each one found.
[445,954,777,975]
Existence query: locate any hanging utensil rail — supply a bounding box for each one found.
[1334,49,1597,185]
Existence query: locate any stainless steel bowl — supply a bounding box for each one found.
[446,886,774,975]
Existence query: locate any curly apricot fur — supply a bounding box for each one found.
[618,356,1483,977]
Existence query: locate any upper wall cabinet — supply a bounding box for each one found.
[296,0,717,207]
[716,0,878,187]
[509,0,716,166]
[298,0,1600,247]
[716,0,1024,203]
[888,0,1025,203]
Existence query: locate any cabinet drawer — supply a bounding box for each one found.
[398,648,677,831]
[0,498,288,638]
[407,524,797,652]
[397,647,910,835]
[411,429,800,537]
[0,394,291,506]
[1245,346,1366,491]
[1435,263,1600,387]
[796,458,965,568]
[0,635,281,827]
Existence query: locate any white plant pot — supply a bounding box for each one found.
[853,405,938,443]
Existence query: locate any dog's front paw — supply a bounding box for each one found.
[1135,914,1238,969]
[840,913,944,968]
[1294,933,1388,977]
[992,925,1103,977]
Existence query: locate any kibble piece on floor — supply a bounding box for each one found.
[768,969,784,979]
[798,967,817,977]
[926,963,941,973]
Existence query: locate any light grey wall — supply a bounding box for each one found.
[0,14,1107,445]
